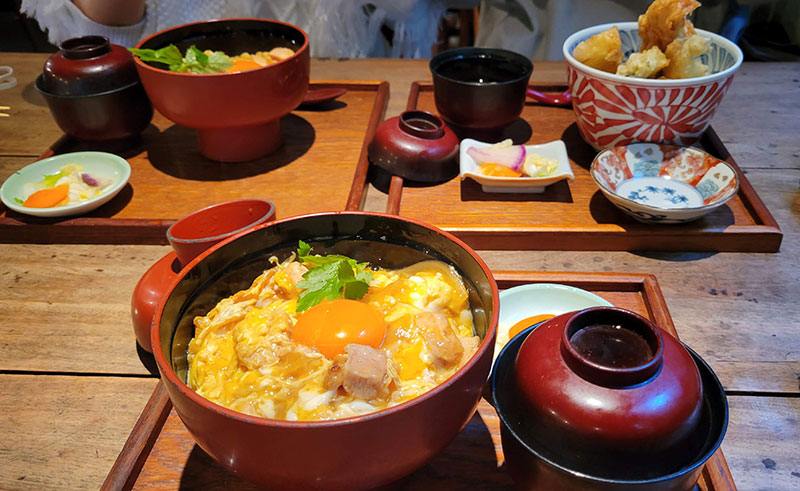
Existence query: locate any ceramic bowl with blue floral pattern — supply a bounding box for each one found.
[590,143,739,224]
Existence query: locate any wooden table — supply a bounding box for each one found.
[1,54,798,490]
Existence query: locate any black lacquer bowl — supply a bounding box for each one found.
[492,323,728,490]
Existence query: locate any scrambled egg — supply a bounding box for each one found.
[187,258,478,421]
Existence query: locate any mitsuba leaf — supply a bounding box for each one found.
[295,241,373,311]
[129,45,183,68]
[41,171,65,188]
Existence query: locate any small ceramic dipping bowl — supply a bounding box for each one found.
[35,36,153,142]
[131,199,275,352]
[151,212,498,489]
[430,47,532,133]
[591,143,739,224]
[493,307,728,490]
[133,18,309,162]
[368,110,459,182]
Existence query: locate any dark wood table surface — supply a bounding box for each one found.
[0,53,798,490]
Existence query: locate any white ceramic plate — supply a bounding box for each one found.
[459,138,574,193]
[0,151,131,217]
[495,283,613,361]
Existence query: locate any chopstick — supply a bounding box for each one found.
[0,105,9,117]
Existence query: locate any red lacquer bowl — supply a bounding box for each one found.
[131,199,275,352]
[514,307,702,460]
[491,306,731,489]
[368,110,459,182]
[151,212,499,489]
[133,19,310,162]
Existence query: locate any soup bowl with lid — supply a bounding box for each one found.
[492,306,728,490]
[151,211,499,489]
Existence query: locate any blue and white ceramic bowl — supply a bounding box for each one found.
[590,143,739,224]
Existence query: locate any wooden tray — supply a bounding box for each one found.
[0,81,388,244]
[359,82,782,252]
[102,271,736,490]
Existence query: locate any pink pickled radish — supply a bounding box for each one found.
[466,145,526,171]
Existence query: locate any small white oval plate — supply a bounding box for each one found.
[495,283,612,360]
[1,151,131,217]
[460,138,575,193]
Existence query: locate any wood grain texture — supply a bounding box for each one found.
[0,374,158,491]
[0,56,798,491]
[374,83,782,252]
[0,82,389,244]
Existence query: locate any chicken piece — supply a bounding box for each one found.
[573,26,624,73]
[324,354,347,391]
[269,47,295,61]
[638,0,700,52]
[232,309,292,370]
[342,344,389,399]
[459,335,481,366]
[415,311,464,369]
[663,34,710,79]
[616,46,670,79]
[272,261,308,296]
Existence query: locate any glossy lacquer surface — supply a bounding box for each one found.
[151,212,499,490]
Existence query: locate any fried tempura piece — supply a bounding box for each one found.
[616,46,670,79]
[573,26,624,73]
[639,0,700,52]
[663,34,710,78]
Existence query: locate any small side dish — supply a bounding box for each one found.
[0,151,130,217]
[496,283,612,359]
[460,139,574,193]
[591,143,739,223]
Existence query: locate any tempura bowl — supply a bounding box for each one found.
[563,22,742,150]
[151,212,499,489]
[134,18,309,162]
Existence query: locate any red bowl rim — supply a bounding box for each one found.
[151,210,500,428]
[133,17,309,77]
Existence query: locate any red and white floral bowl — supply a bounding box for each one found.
[591,143,739,223]
[563,22,743,150]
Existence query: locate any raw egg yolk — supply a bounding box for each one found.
[292,299,386,358]
[508,314,555,339]
[479,164,522,177]
[226,59,263,73]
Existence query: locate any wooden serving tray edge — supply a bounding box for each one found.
[0,81,390,245]
[102,271,736,491]
[375,81,782,253]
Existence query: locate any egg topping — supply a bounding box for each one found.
[187,256,479,421]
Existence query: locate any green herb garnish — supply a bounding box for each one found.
[295,240,373,312]
[129,44,233,73]
[14,197,23,204]
[41,171,65,188]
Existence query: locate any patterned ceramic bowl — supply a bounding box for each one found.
[563,22,743,150]
[591,143,739,223]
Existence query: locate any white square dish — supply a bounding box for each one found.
[459,138,574,193]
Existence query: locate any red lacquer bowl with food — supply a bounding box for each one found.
[562,0,743,149]
[151,212,499,489]
[132,18,309,162]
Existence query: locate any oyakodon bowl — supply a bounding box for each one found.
[430,47,532,133]
[563,22,742,150]
[492,311,728,490]
[151,212,499,489]
[134,18,310,162]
